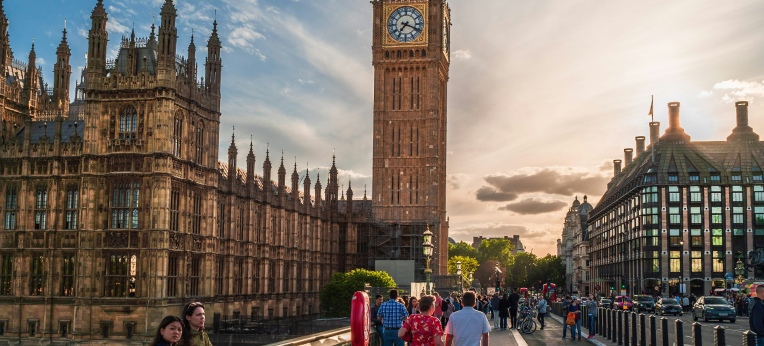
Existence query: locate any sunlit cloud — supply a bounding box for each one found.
[710,79,764,103]
[498,198,568,215]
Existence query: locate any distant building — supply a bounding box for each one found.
[589,101,763,298]
[472,235,525,255]
[557,196,593,295]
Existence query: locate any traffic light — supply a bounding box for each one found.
[610,285,615,290]
[621,284,626,289]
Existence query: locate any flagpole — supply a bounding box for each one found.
[650,95,655,163]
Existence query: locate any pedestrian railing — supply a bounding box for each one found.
[550,302,759,346]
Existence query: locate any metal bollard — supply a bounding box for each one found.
[610,309,616,341]
[661,317,668,346]
[714,325,725,346]
[692,322,702,346]
[618,310,623,346]
[649,315,656,346]
[599,307,604,337]
[631,312,638,346]
[624,310,630,346]
[674,319,683,346]
[639,313,646,346]
[743,330,757,346]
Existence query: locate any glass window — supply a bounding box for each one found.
[689,186,702,202]
[670,251,681,272]
[712,229,724,246]
[0,254,12,295]
[118,107,138,140]
[167,254,178,297]
[4,186,17,230]
[172,117,182,157]
[34,186,48,230]
[712,251,724,273]
[755,186,764,202]
[711,207,723,224]
[732,186,743,202]
[690,229,702,246]
[64,186,78,230]
[61,254,75,296]
[111,182,140,229]
[691,251,702,272]
[711,186,722,202]
[30,254,45,295]
[104,254,137,297]
[668,186,680,202]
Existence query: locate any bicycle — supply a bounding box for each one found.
[518,309,537,334]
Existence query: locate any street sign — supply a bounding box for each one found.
[725,272,734,281]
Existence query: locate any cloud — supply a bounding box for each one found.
[711,79,764,103]
[475,186,518,202]
[697,90,713,98]
[452,49,471,60]
[447,173,471,190]
[228,25,266,55]
[106,16,130,35]
[478,168,609,198]
[35,58,46,66]
[498,198,567,215]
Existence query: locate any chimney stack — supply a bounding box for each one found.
[727,101,759,141]
[613,159,622,177]
[662,102,691,141]
[635,136,645,157]
[624,148,633,166]
[649,122,660,145]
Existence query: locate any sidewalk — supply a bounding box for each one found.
[504,313,618,346]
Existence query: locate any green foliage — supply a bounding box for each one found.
[448,241,479,259]
[319,269,396,317]
[504,252,537,289]
[473,260,501,289]
[447,256,478,283]
[477,239,513,266]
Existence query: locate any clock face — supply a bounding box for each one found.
[387,6,425,43]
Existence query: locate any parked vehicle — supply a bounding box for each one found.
[632,295,656,313]
[655,298,682,316]
[613,296,632,310]
[692,296,736,322]
[600,298,612,309]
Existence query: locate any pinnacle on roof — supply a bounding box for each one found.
[92,0,107,18]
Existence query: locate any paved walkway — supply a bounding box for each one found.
[495,313,618,346]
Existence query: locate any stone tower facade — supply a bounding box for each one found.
[0,1,366,343]
[370,0,451,275]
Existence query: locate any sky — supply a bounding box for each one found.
[7,0,764,257]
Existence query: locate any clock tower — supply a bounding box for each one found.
[370,0,450,275]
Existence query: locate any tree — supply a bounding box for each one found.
[448,241,479,259]
[477,239,513,266]
[319,269,396,317]
[504,252,537,289]
[448,256,478,284]
[474,260,502,290]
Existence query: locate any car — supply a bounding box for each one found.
[632,295,656,313]
[600,298,613,309]
[692,296,736,323]
[655,298,683,316]
[613,296,633,310]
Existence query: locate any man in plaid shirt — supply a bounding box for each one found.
[377,289,409,346]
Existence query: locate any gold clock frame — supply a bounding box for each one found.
[383,3,428,47]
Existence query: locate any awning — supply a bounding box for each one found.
[714,288,726,292]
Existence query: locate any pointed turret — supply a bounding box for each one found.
[346,180,354,214]
[157,0,177,82]
[53,25,72,112]
[278,153,287,199]
[206,16,222,108]
[0,0,10,69]
[227,131,237,184]
[246,140,256,187]
[24,43,39,112]
[314,172,322,212]
[87,0,108,79]
[263,148,272,198]
[303,166,312,213]
[187,30,197,84]
[326,155,340,209]
[291,161,300,206]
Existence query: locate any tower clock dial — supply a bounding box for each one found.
[387,6,425,43]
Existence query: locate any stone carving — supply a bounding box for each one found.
[106,231,128,248]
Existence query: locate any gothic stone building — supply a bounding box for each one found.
[0,0,367,343]
[589,101,764,298]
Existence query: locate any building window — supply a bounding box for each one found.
[219,200,226,238]
[64,186,78,230]
[34,186,48,229]
[3,186,17,230]
[755,186,764,202]
[60,321,70,337]
[668,174,679,182]
[195,123,204,165]
[642,207,659,225]
[234,258,244,295]
[29,254,44,296]
[104,254,137,297]
[170,187,180,232]
[111,182,140,229]
[689,207,702,224]
[731,174,742,182]
[710,173,721,182]
[733,206,744,224]
[215,257,224,295]
[712,251,724,273]
[643,251,660,272]
[61,254,75,296]
[172,117,182,157]
[191,191,202,234]
[669,229,682,246]
[711,207,723,224]
[642,229,659,247]
[755,172,764,182]
[689,186,702,203]
[669,251,681,272]
[755,206,764,225]
[711,229,723,246]
[167,254,178,297]
[690,229,702,246]
[268,260,276,293]
[732,186,744,202]
[119,107,138,139]
[689,173,699,182]
[642,187,658,203]
[691,251,702,272]
[710,186,722,202]
[0,254,12,295]
[189,256,201,296]
[669,207,681,224]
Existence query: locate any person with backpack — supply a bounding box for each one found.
[748,285,764,346]
[441,295,455,327]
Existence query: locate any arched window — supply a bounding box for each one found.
[118,107,138,140]
[111,181,140,229]
[195,122,204,165]
[34,185,48,230]
[385,51,390,59]
[172,112,183,157]
[409,50,414,57]
[421,50,426,57]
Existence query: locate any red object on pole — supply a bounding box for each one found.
[350,291,371,346]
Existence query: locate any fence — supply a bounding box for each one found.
[550,302,759,346]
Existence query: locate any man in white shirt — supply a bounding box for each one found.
[445,291,490,346]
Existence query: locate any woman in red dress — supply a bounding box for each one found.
[398,295,444,346]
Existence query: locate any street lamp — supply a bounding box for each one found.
[423,225,434,295]
[456,260,463,294]
[735,258,746,285]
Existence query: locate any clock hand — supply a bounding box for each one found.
[400,22,420,32]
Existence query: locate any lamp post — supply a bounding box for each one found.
[456,260,463,294]
[423,226,434,295]
[735,258,746,285]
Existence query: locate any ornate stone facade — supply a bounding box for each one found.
[0,0,366,343]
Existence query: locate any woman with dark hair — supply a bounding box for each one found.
[407,296,420,315]
[398,295,444,346]
[180,302,213,346]
[151,316,183,346]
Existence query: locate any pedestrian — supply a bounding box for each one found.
[748,285,764,346]
[508,289,520,329]
[151,316,183,346]
[536,295,547,330]
[180,302,212,346]
[562,298,581,341]
[399,295,444,346]
[433,292,444,322]
[441,295,455,327]
[682,295,690,312]
[371,294,385,344]
[444,291,490,346]
[407,297,420,315]
[586,294,598,338]
[498,293,509,330]
[377,289,409,346]
[490,293,501,329]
